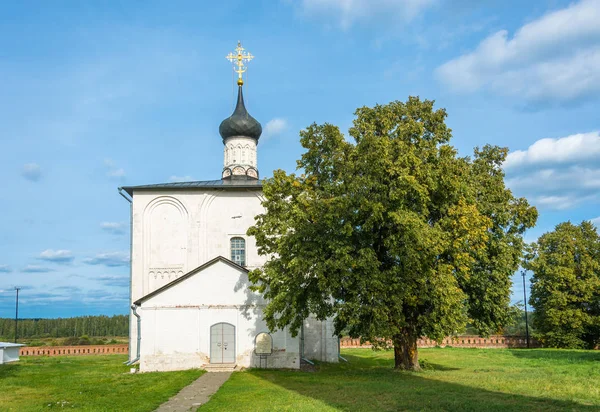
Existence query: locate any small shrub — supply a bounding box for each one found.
[63,337,79,346]
[419,359,434,370]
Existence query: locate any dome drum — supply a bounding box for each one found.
[222,166,259,180]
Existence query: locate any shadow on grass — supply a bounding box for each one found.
[246,353,597,412]
[338,353,459,371]
[0,363,19,378]
[508,349,600,362]
[419,361,460,372]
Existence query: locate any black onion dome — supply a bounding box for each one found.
[219,86,262,143]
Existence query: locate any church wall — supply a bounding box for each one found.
[136,259,300,372]
[139,306,301,372]
[128,188,339,369]
[303,316,340,363]
[129,188,266,363]
[131,189,266,302]
[143,260,264,307]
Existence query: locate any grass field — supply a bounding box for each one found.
[202,348,600,411]
[0,355,203,411]
[1,349,599,411]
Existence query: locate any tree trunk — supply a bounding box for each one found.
[392,329,420,371]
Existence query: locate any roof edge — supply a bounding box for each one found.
[120,179,263,197]
[133,256,249,306]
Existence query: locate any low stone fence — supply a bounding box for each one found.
[341,335,540,349]
[19,344,129,357]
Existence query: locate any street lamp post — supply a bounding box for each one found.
[521,271,530,349]
[14,287,20,343]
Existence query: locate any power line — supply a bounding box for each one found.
[14,287,21,343]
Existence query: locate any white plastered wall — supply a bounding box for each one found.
[138,260,300,372]
[224,136,257,169]
[128,188,267,363]
[0,346,22,364]
[303,316,340,363]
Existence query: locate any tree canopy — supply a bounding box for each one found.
[248,97,537,369]
[526,221,600,349]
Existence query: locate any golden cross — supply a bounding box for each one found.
[226,41,254,86]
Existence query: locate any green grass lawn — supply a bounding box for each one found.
[202,348,600,412]
[2,349,599,411]
[0,355,203,411]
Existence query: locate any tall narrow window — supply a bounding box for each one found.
[231,237,246,267]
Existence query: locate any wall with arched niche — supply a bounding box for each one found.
[143,196,189,293]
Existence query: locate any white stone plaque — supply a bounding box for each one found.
[255,332,273,355]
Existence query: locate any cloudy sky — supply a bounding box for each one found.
[1,0,599,318]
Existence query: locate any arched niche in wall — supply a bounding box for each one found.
[227,144,234,164]
[143,196,189,271]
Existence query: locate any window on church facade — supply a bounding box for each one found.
[231,237,246,267]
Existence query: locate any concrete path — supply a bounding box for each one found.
[154,372,232,412]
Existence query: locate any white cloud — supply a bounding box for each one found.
[169,175,194,183]
[22,265,53,273]
[504,131,600,210]
[38,249,74,264]
[263,118,289,139]
[436,0,600,104]
[590,216,600,226]
[100,222,127,235]
[83,251,130,267]
[534,196,579,210]
[104,158,126,179]
[0,265,11,273]
[107,168,126,178]
[95,275,130,288]
[21,163,42,181]
[504,132,600,169]
[300,0,436,28]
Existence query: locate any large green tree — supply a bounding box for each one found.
[525,221,600,349]
[248,97,537,370]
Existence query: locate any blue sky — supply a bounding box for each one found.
[1,0,599,318]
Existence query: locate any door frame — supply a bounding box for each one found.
[209,322,236,364]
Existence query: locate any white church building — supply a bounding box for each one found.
[119,43,339,372]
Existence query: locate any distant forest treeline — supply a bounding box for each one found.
[0,309,532,341]
[0,315,129,339]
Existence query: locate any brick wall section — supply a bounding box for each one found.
[340,335,541,349]
[19,344,129,357]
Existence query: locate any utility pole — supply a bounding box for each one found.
[14,287,21,343]
[521,271,530,348]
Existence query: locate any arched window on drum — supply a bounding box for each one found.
[230,237,246,267]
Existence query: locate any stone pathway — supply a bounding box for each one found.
[154,372,232,412]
